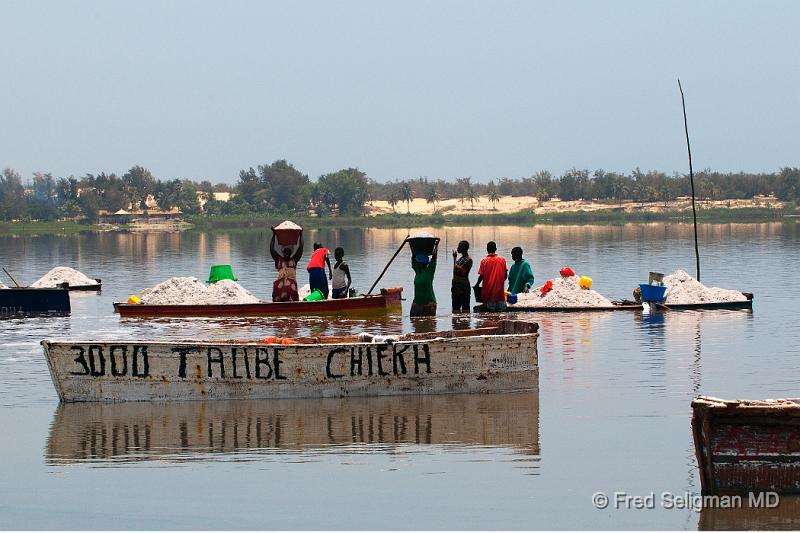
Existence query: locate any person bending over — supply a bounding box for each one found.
[307,242,332,299]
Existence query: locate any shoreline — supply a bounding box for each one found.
[0,205,795,235]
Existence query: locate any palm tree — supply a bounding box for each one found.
[466,185,479,209]
[387,190,400,213]
[400,183,414,214]
[425,184,441,212]
[488,186,500,209]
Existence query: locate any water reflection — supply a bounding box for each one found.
[698,495,800,530]
[46,391,540,466]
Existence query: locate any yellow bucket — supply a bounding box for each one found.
[578,276,593,289]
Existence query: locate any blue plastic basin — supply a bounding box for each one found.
[639,283,667,302]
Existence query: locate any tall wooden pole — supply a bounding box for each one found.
[678,79,701,281]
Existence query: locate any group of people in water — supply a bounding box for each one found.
[410,239,535,316]
[269,233,352,302]
[269,230,535,317]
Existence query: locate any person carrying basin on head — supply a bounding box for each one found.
[307,242,333,299]
[451,240,473,313]
[410,237,440,317]
[508,246,535,294]
[331,247,352,299]
[270,231,304,302]
[474,241,507,312]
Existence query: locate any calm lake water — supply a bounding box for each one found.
[1,222,799,530]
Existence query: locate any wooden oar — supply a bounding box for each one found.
[2,267,21,287]
[367,235,409,295]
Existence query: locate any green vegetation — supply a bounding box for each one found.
[185,205,791,231]
[1,159,799,226]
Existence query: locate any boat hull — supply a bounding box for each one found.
[493,303,643,312]
[113,287,402,317]
[43,321,539,402]
[0,287,71,316]
[655,300,752,310]
[692,396,800,494]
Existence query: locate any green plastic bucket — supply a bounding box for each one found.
[207,264,237,283]
[304,289,324,301]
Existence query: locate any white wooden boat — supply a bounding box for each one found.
[42,320,538,402]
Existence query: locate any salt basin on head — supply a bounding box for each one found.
[139,277,261,305]
[273,220,302,231]
[30,267,99,288]
[513,275,613,308]
[663,269,747,304]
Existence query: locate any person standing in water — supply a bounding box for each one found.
[270,233,304,302]
[307,242,333,299]
[331,247,352,299]
[451,240,473,312]
[508,246,535,294]
[410,238,440,317]
[474,241,508,312]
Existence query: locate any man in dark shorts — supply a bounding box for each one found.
[451,240,473,313]
[474,241,508,312]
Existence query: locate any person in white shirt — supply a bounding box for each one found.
[331,247,352,299]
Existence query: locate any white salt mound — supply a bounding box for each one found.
[513,275,613,308]
[30,267,98,288]
[274,220,302,231]
[663,269,746,304]
[139,276,260,305]
[409,231,435,239]
[204,279,260,304]
[0,282,7,289]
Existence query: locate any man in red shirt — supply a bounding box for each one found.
[474,241,507,311]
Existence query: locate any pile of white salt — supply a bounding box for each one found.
[513,275,613,308]
[139,277,261,305]
[30,267,99,288]
[663,270,746,304]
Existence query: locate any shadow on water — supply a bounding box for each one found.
[45,391,540,467]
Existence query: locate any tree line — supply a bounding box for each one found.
[1,161,798,222]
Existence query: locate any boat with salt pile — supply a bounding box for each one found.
[58,279,102,291]
[692,396,800,495]
[652,292,754,311]
[113,287,403,317]
[42,319,538,402]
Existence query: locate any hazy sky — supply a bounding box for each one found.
[2,1,798,184]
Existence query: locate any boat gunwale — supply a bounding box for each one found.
[41,325,539,349]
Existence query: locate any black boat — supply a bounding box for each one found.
[0,287,71,317]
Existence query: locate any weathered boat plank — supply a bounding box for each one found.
[43,321,539,402]
[693,396,800,494]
